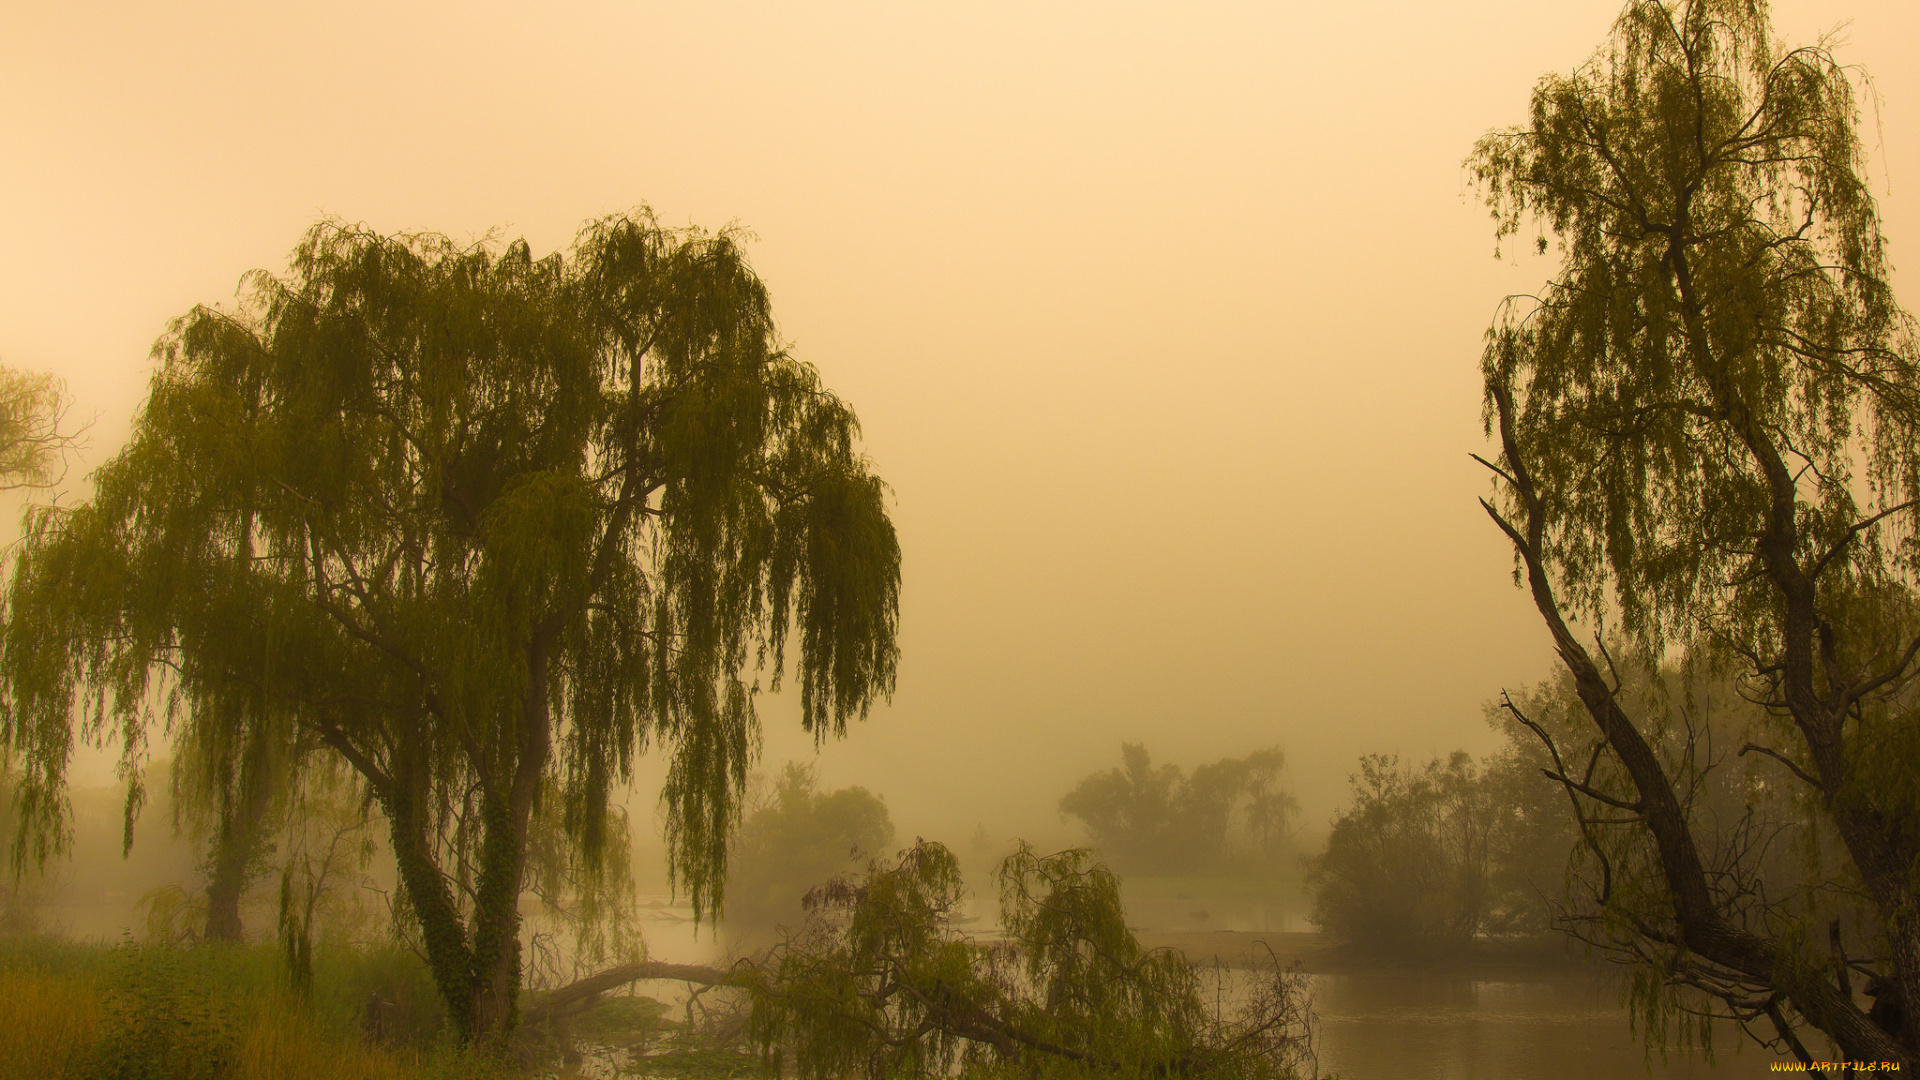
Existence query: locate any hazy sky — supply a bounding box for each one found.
[3,0,1916,848]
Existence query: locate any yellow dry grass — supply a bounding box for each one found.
[0,966,102,1080]
[227,997,415,1080]
[0,960,443,1080]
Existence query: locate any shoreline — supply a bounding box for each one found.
[1133,929,1615,981]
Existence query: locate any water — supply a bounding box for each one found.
[627,892,1787,1079]
[1107,891,1778,1077]
[1122,894,1307,934]
[1311,973,1776,1079]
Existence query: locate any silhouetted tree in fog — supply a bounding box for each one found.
[727,763,893,930]
[1308,750,1573,953]
[1059,744,1293,875]
[0,212,901,1043]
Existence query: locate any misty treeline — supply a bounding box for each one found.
[1058,745,1296,877]
[726,763,894,931]
[1307,745,1573,953]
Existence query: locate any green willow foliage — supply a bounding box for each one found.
[1472,0,1920,1063]
[0,212,901,1041]
[1473,0,1917,640]
[747,841,1315,1080]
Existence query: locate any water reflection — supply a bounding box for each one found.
[630,892,1790,1080]
[1312,973,1777,1079]
[1121,895,1306,934]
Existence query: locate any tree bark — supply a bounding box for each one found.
[522,961,738,1025]
[202,763,275,942]
[464,643,555,1042]
[380,756,484,1041]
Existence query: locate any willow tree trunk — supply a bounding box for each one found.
[367,656,553,1045]
[203,769,275,942]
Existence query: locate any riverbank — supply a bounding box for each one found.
[1136,929,1602,980]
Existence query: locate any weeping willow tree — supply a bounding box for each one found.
[0,211,901,1042]
[1472,0,1920,1064]
[747,840,1315,1079]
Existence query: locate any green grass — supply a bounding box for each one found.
[0,935,509,1080]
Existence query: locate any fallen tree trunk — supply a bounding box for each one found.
[523,960,741,1025]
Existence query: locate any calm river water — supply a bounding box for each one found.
[1311,972,1775,1079]
[638,894,1788,1079]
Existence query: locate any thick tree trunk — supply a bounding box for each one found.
[202,827,251,942]
[466,645,555,1041]
[381,762,488,1042]
[202,765,275,942]
[369,650,555,1047]
[465,788,531,1042]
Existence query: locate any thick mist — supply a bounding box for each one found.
[1,4,1917,1075]
[4,0,1915,848]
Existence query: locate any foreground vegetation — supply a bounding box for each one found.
[0,836,1316,1080]
[0,932,774,1080]
[0,936,502,1080]
[748,840,1315,1079]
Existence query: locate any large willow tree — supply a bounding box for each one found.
[0,212,901,1042]
[1472,0,1920,1065]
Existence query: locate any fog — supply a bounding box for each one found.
[2,0,1916,910]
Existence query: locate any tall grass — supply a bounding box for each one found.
[0,936,507,1080]
[0,962,103,1079]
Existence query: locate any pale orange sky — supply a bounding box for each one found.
[3,1,1915,848]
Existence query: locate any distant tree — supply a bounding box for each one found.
[0,366,73,493]
[1308,750,1571,954]
[1059,744,1293,875]
[0,212,901,1042]
[726,763,893,930]
[1472,0,1920,1062]
[1059,744,1178,871]
[1476,739,1583,937]
[274,763,378,1001]
[0,761,53,933]
[168,712,290,942]
[1183,749,1293,865]
[0,367,72,931]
